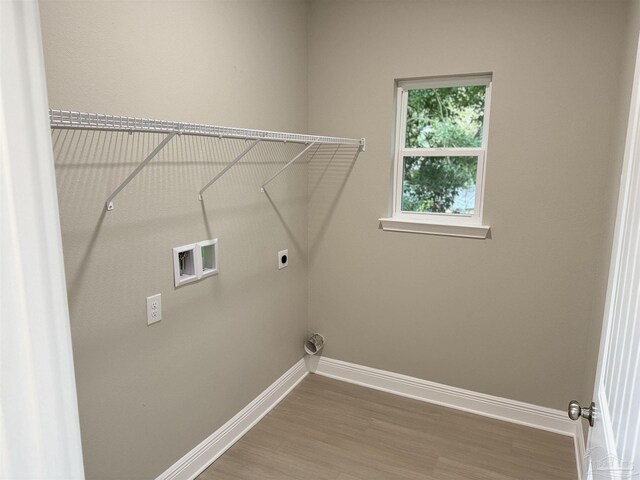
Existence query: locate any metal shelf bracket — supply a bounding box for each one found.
[198,139,261,201]
[260,142,317,192]
[105,132,178,211]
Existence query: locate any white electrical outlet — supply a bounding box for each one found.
[146,294,162,325]
[278,249,289,270]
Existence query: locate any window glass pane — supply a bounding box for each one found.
[402,156,478,214]
[405,86,486,149]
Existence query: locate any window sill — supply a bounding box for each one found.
[378,217,490,239]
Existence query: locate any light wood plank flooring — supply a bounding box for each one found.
[197,374,576,480]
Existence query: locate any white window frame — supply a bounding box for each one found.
[380,74,492,238]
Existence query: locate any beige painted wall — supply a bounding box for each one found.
[307,0,628,411]
[39,1,309,478]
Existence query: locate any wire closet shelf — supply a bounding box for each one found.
[49,109,366,211]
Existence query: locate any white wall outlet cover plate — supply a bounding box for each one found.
[146,294,162,325]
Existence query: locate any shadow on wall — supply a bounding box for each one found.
[51,129,312,313]
[308,144,360,260]
[52,129,359,316]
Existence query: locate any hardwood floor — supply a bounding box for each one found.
[197,374,577,480]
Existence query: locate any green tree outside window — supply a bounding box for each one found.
[402,86,486,213]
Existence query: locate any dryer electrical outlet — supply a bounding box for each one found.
[278,249,289,269]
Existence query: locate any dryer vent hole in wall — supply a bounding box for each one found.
[305,333,325,355]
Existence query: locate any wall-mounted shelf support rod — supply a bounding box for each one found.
[105,132,178,211]
[198,139,261,201]
[260,142,317,192]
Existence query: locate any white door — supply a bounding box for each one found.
[584,36,640,480]
[1,1,84,477]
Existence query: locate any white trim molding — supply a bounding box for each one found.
[313,356,584,476]
[157,356,584,480]
[156,359,308,480]
[575,420,586,480]
[379,217,490,239]
[313,357,574,435]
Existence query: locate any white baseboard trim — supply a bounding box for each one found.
[313,356,585,476]
[313,356,575,435]
[575,420,586,480]
[156,359,308,480]
[156,355,584,480]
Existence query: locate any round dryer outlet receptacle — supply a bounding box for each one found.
[278,249,289,269]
